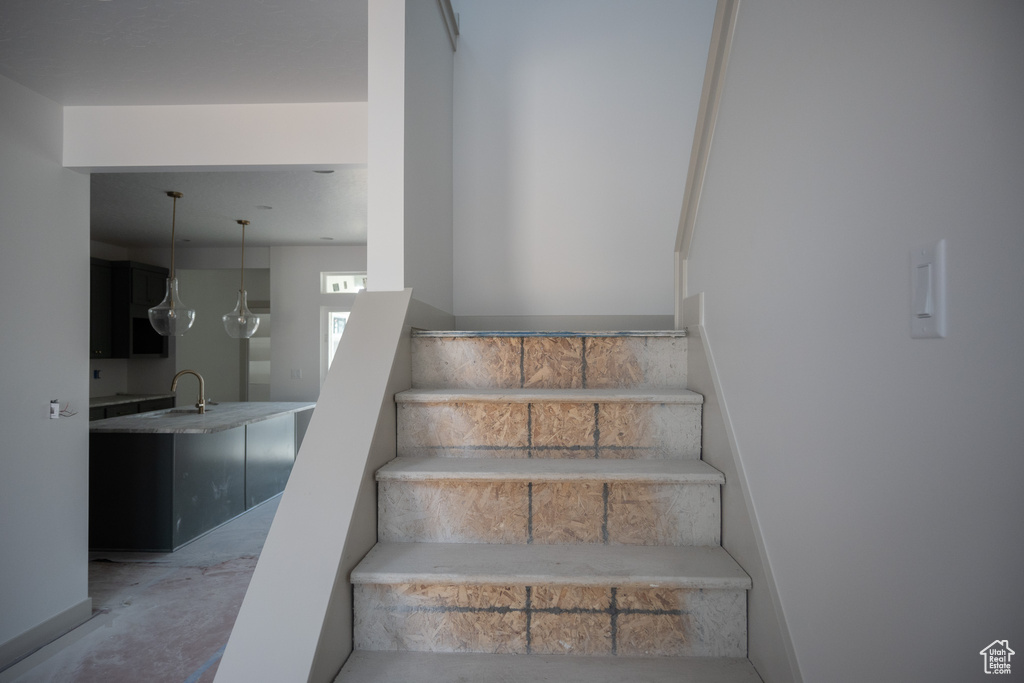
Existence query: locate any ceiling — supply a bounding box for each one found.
[0,0,367,105]
[91,169,367,248]
[0,0,370,248]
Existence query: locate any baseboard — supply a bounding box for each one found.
[0,598,92,673]
[454,314,675,332]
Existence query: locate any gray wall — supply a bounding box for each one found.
[403,0,455,315]
[683,301,798,683]
[452,0,716,323]
[269,246,366,401]
[687,0,1024,680]
[0,74,91,662]
[176,268,270,404]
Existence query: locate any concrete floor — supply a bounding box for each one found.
[0,496,278,683]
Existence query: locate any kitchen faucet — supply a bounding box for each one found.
[171,369,206,414]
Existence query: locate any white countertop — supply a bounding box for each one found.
[89,401,315,434]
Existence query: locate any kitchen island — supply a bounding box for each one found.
[89,402,315,551]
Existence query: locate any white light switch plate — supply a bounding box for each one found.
[911,239,946,339]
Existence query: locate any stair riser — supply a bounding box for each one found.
[412,336,686,390]
[378,481,720,546]
[398,402,701,459]
[354,583,746,658]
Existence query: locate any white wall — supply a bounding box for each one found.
[684,300,798,683]
[403,0,454,314]
[269,246,366,401]
[64,102,367,171]
[366,0,408,293]
[452,0,715,321]
[687,1,1024,681]
[367,0,455,315]
[176,269,270,404]
[0,75,92,663]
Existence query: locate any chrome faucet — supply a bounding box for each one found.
[171,369,206,414]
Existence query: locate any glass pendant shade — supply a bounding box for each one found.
[148,277,196,336]
[149,191,196,336]
[223,289,260,338]
[223,218,259,339]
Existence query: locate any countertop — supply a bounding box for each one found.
[90,393,177,409]
[89,401,316,434]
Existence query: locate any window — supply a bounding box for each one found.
[319,271,364,384]
[321,272,367,294]
[326,310,350,370]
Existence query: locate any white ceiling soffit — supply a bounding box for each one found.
[90,169,367,248]
[0,0,368,105]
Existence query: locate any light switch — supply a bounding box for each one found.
[911,239,946,338]
[913,263,933,318]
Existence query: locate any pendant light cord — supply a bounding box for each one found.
[237,220,250,292]
[170,195,176,278]
[167,191,183,280]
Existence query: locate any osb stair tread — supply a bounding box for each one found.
[376,456,725,484]
[335,651,761,683]
[396,387,703,404]
[351,543,751,590]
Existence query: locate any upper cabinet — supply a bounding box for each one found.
[130,265,168,309]
[90,259,113,358]
[91,259,170,359]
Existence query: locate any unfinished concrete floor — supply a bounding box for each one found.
[0,496,278,683]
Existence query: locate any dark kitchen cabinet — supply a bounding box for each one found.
[89,412,299,551]
[90,259,170,359]
[88,396,176,421]
[90,259,113,359]
[89,428,246,551]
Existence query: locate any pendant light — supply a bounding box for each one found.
[148,191,196,336]
[222,219,260,338]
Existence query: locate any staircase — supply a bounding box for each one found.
[336,331,758,682]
